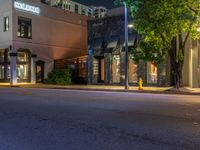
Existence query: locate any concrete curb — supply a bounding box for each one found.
[1,84,200,96]
[11,85,200,96]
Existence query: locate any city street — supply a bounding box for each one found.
[0,87,200,150]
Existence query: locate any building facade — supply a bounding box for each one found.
[182,39,200,88]
[87,8,200,88]
[0,0,88,85]
[40,0,108,18]
[88,8,171,87]
[90,6,108,18]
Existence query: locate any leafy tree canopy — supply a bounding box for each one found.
[116,0,200,64]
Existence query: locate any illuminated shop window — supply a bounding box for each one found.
[129,59,138,83]
[6,65,10,79]
[112,55,120,83]
[17,50,30,81]
[17,52,28,62]
[93,59,99,76]
[147,62,157,83]
[17,64,28,80]
[0,49,10,80]
[0,65,4,79]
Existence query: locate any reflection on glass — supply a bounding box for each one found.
[6,65,10,79]
[147,62,157,83]
[17,65,28,79]
[129,59,138,83]
[112,55,120,83]
[0,50,4,63]
[17,52,28,62]
[0,65,4,79]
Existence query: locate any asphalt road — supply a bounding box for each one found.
[0,87,200,150]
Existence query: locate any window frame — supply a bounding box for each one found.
[4,16,9,32]
[17,16,32,39]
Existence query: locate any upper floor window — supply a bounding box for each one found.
[88,12,92,17]
[4,16,9,32]
[75,4,79,13]
[81,9,85,15]
[17,17,32,39]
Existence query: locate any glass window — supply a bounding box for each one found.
[147,62,158,83]
[88,12,91,17]
[112,55,120,83]
[17,52,28,62]
[0,65,5,79]
[75,4,79,13]
[81,9,85,15]
[6,65,10,79]
[0,50,5,63]
[4,16,9,32]
[93,59,99,76]
[17,17,32,39]
[78,58,87,78]
[17,64,28,80]
[129,60,138,83]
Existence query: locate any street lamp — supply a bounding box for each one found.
[128,24,134,28]
[123,1,129,90]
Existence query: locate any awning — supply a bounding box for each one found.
[107,36,119,49]
[91,38,104,50]
[123,34,136,47]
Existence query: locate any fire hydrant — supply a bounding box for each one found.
[138,77,143,91]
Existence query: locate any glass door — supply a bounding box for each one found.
[36,61,45,83]
[112,55,120,83]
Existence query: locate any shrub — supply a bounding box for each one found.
[45,68,72,85]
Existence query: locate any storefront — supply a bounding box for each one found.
[87,8,171,86]
[0,49,10,82]
[0,0,88,85]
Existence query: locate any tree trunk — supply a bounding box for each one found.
[173,62,184,89]
[169,38,184,90]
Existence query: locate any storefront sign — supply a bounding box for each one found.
[14,1,40,15]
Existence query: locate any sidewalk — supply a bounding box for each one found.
[1,83,200,95]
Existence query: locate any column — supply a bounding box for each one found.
[191,40,199,88]
[10,53,17,86]
[31,54,37,84]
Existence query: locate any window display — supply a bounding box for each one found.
[147,62,157,83]
[112,55,120,83]
[129,59,138,83]
[0,65,4,79]
[17,64,28,80]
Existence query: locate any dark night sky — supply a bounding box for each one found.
[74,0,116,9]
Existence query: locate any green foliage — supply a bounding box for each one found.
[45,69,72,85]
[116,0,200,64]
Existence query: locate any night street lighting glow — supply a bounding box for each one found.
[128,24,134,28]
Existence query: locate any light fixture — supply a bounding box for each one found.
[128,24,134,28]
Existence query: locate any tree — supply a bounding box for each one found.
[116,0,200,89]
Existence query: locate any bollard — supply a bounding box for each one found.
[138,77,143,91]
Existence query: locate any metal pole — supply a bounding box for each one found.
[123,2,129,89]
